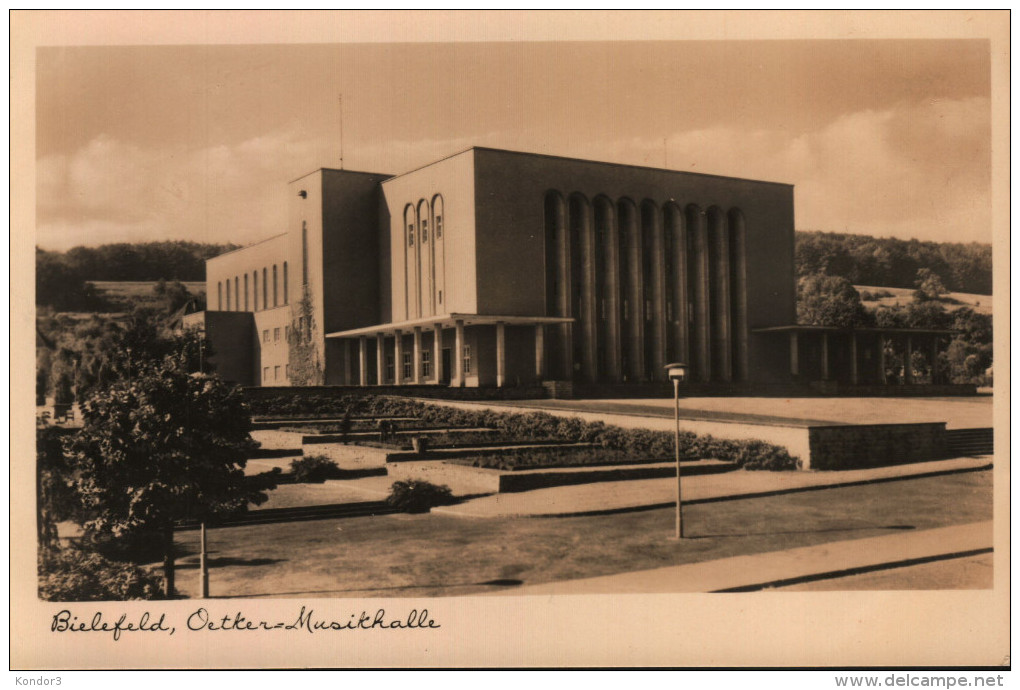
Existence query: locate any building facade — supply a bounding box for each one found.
[186,147,950,391]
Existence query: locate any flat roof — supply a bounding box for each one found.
[327,313,573,338]
[207,232,288,261]
[381,145,794,188]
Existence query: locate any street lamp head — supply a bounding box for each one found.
[665,362,688,383]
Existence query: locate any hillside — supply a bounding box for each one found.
[856,285,992,316]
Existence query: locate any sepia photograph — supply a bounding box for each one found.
[11,10,1010,672]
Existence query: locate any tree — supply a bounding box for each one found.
[66,355,278,597]
[913,268,949,302]
[796,273,871,328]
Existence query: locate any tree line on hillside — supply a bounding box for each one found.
[36,242,235,310]
[795,231,992,296]
[797,271,993,385]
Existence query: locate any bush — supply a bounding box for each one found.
[290,455,341,483]
[39,545,166,601]
[386,480,455,513]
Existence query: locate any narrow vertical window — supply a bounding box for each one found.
[244,274,249,311]
[217,282,222,310]
[234,277,239,311]
[435,215,443,238]
[422,350,432,378]
[402,352,412,380]
[301,221,309,286]
[463,345,472,375]
[253,271,259,311]
[226,280,232,311]
[262,268,268,307]
[422,220,428,242]
[273,265,279,307]
[408,224,415,246]
[283,261,289,305]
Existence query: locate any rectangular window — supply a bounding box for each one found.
[285,325,290,342]
[283,262,288,305]
[263,268,268,307]
[235,277,239,311]
[263,367,269,382]
[408,226,414,246]
[385,354,395,383]
[438,290,443,305]
[402,352,413,380]
[435,215,442,238]
[226,280,231,311]
[244,274,249,311]
[285,364,290,378]
[274,365,280,381]
[421,350,432,378]
[263,330,270,343]
[217,282,222,310]
[302,222,309,286]
[253,272,259,311]
[273,265,279,307]
[274,327,280,342]
[463,345,472,375]
[421,220,428,242]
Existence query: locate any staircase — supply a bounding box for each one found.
[945,428,994,457]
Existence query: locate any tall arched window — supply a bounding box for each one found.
[403,205,416,320]
[418,198,431,317]
[432,195,445,308]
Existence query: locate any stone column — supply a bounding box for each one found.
[394,330,404,385]
[650,208,667,380]
[412,327,422,385]
[496,322,506,387]
[603,205,622,382]
[375,333,386,386]
[358,336,368,387]
[878,335,887,385]
[789,332,799,377]
[904,336,913,384]
[710,212,732,382]
[535,324,545,382]
[433,324,444,384]
[820,333,829,380]
[579,204,597,381]
[691,210,711,382]
[626,210,644,381]
[850,332,859,385]
[454,319,465,387]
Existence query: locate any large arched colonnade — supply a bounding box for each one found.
[544,190,749,383]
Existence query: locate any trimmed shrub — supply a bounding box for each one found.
[39,545,166,601]
[386,480,455,514]
[290,455,341,483]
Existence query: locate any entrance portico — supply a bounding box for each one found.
[326,313,573,387]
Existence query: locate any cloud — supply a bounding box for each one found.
[650,96,991,243]
[36,96,992,250]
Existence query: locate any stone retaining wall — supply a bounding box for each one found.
[807,422,948,471]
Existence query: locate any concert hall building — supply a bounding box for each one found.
[185,147,951,393]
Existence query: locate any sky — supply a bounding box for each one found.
[35,39,992,250]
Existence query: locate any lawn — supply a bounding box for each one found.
[168,470,992,598]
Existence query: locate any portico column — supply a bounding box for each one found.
[790,332,799,377]
[433,324,444,384]
[904,336,913,384]
[454,319,465,387]
[375,333,386,385]
[850,332,859,385]
[535,324,545,382]
[394,330,404,385]
[820,333,829,380]
[496,322,506,387]
[878,335,887,385]
[359,336,368,386]
[342,341,352,385]
[412,327,422,384]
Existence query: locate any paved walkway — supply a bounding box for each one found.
[503,520,993,594]
[432,456,992,518]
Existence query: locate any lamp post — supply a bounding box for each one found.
[665,362,688,539]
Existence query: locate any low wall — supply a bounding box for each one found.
[303,443,395,471]
[244,385,548,403]
[807,422,948,471]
